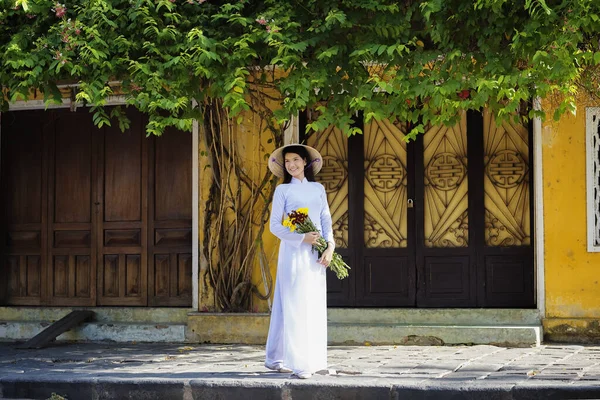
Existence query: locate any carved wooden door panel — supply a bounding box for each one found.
[416,110,533,307]
[96,109,148,306]
[359,119,416,306]
[306,125,354,306]
[0,111,47,305]
[46,110,97,306]
[147,127,193,307]
[416,113,475,306]
[479,110,534,307]
[306,116,416,307]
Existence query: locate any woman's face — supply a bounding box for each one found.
[284,152,307,180]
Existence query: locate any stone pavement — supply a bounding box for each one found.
[1,342,600,399]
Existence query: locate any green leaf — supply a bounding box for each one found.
[15,0,29,11]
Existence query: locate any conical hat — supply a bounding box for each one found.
[268,144,323,178]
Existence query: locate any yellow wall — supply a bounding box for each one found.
[197,95,282,313]
[543,93,600,341]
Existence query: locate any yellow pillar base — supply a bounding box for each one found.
[186,313,270,344]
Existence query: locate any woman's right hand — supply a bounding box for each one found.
[302,232,320,245]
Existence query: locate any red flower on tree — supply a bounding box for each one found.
[53,2,67,18]
[458,89,470,100]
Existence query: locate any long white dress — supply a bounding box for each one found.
[265,177,334,375]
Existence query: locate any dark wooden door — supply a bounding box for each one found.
[147,127,193,307]
[96,109,148,306]
[306,117,416,307]
[1,109,192,307]
[0,111,47,305]
[303,110,534,308]
[47,110,97,306]
[414,112,474,307]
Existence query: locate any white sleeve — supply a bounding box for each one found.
[319,184,335,249]
[269,186,305,247]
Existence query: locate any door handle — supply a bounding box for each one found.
[407,199,414,208]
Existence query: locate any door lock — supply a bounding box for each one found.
[407,199,414,208]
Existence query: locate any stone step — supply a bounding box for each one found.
[0,306,190,324]
[0,321,186,343]
[327,308,541,325]
[328,323,542,346]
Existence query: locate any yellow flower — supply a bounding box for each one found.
[296,207,309,215]
[289,224,296,232]
[283,218,291,228]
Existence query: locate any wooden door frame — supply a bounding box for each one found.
[532,99,545,317]
[2,97,199,310]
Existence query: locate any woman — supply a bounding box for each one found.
[265,144,335,379]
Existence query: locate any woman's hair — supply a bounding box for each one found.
[282,145,316,184]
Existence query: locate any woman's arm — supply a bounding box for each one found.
[269,185,305,247]
[319,184,335,251]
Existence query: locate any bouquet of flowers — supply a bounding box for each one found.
[283,208,350,279]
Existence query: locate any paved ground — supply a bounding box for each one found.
[1,342,600,399]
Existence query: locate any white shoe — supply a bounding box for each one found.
[293,372,312,379]
[265,363,292,373]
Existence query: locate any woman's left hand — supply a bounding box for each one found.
[318,247,334,268]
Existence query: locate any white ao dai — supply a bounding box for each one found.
[265,177,334,375]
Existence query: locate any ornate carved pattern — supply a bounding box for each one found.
[427,152,465,191]
[483,110,530,246]
[364,119,408,248]
[306,125,349,248]
[423,115,469,248]
[367,154,404,192]
[488,150,526,189]
[365,213,408,248]
[332,211,349,248]
[320,155,346,191]
[425,210,469,248]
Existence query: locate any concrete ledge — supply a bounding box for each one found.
[328,308,541,325]
[184,312,540,347]
[0,307,191,324]
[0,308,542,346]
[3,378,600,400]
[0,321,186,343]
[329,324,542,347]
[186,313,269,344]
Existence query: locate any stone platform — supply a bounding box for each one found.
[1,342,600,399]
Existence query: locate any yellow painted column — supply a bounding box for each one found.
[542,94,600,341]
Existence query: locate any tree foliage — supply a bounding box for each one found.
[1,0,600,137]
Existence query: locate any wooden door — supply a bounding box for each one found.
[0,111,47,305]
[147,127,193,307]
[306,117,417,307]
[415,112,475,306]
[415,111,533,307]
[358,119,417,306]
[306,124,354,306]
[96,109,148,306]
[478,110,534,307]
[47,110,97,306]
[1,108,192,307]
[303,110,534,308]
